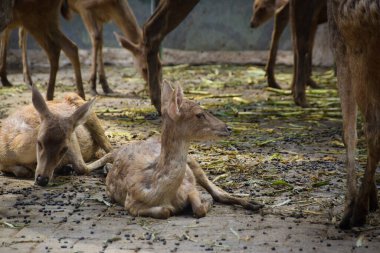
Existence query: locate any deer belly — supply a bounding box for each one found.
[75,125,96,162]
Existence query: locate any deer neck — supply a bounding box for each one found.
[155,120,189,187]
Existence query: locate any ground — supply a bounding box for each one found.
[0,60,379,253]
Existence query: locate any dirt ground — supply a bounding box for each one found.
[0,53,379,253]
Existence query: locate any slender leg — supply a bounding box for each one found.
[143,0,200,113]
[81,11,101,96]
[0,28,12,87]
[187,157,263,211]
[289,0,325,107]
[96,26,113,94]
[19,28,33,86]
[58,31,85,99]
[351,134,380,227]
[266,4,289,89]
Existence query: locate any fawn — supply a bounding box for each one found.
[97,81,263,218]
[0,86,112,186]
[329,0,380,229]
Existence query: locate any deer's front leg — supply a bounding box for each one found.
[66,134,89,175]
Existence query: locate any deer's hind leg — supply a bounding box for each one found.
[187,157,263,211]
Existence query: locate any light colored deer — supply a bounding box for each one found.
[64,0,146,95]
[1,0,85,100]
[329,0,380,229]
[0,86,112,186]
[98,81,263,218]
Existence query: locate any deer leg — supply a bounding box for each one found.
[66,134,89,175]
[58,31,85,99]
[187,157,263,211]
[96,26,113,94]
[266,4,289,89]
[188,188,212,218]
[81,12,101,96]
[305,15,321,89]
[19,28,33,86]
[351,132,380,227]
[290,0,324,107]
[0,28,12,87]
[143,0,200,113]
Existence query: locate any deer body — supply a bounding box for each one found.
[0,0,85,100]
[0,88,112,186]
[105,82,262,218]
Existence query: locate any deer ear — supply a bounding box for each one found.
[70,98,96,128]
[32,85,51,119]
[161,80,174,114]
[166,85,183,121]
[114,32,140,55]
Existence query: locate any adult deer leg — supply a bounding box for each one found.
[187,157,263,211]
[0,28,12,87]
[266,4,289,89]
[19,28,33,86]
[143,0,200,113]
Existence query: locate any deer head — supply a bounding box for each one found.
[114,32,148,83]
[250,0,276,28]
[32,87,95,186]
[161,81,231,141]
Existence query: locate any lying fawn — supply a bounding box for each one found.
[329,0,380,229]
[64,0,146,95]
[100,81,263,218]
[0,86,112,186]
[1,0,84,100]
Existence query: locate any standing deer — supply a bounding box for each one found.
[0,86,112,186]
[1,0,85,100]
[97,81,263,218]
[63,0,146,95]
[250,0,324,90]
[328,0,380,228]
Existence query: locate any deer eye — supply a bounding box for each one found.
[60,146,68,156]
[196,113,205,119]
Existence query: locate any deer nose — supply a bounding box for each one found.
[226,126,232,134]
[35,175,49,187]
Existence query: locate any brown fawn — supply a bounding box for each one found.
[329,0,380,229]
[0,86,112,186]
[98,81,263,218]
[1,0,85,100]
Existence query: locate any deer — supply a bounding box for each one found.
[62,0,147,95]
[0,0,84,100]
[328,0,380,229]
[0,86,112,187]
[250,0,324,91]
[89,81,263,218]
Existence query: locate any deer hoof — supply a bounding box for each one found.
[1,77,13,87]
[307,78,321,89]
